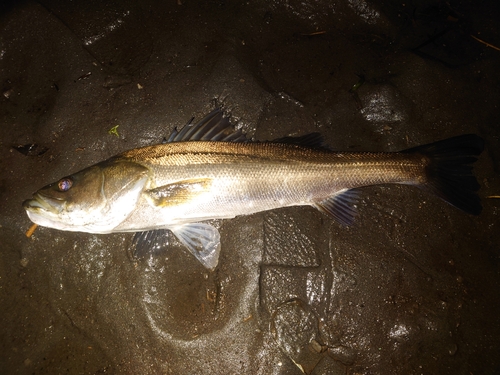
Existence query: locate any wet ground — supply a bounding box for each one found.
[1,0,500,374]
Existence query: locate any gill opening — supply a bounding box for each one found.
[100,169,107,202]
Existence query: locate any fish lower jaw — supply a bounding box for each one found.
[25,210,64,230]
[25,213,112,234]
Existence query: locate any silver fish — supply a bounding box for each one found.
[23,109,484,269]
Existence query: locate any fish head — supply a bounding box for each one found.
[23,159,149,233]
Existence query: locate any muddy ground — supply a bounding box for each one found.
[1,0,499,374]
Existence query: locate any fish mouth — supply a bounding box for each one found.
[23,193,64,214]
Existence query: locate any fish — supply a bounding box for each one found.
[23,109,484,269]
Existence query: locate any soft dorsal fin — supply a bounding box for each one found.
[313,189,360,226]
[272,133,327,149]
[167,108,248,143]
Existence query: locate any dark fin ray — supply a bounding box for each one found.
[131,229,172,259]
[313,189,360,226]
[167,115,200,142]
[167,108,249,143]
[272,133,327,149]
[176,111,218,141]
[402,134,484,215]
[221,130,247,142]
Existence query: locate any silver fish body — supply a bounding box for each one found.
[114,142,427,229]
[23,109,484,269]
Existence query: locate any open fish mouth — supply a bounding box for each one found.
[23,193,63,214]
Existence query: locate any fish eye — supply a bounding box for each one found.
[58,178,73,192]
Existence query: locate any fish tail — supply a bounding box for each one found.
[403,134,484,215]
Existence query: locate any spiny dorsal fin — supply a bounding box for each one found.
[168,109,328,150]
[167,108,248,143]
[313,189,360,226]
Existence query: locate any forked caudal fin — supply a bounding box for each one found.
[402,134,484,215]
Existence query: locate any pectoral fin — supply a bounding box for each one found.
[313,189,360,226]
[169,223,221,270]
[144,178,212,207]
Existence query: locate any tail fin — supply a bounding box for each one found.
[402,134,484,215]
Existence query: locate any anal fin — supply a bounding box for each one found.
[313,189,360,226]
